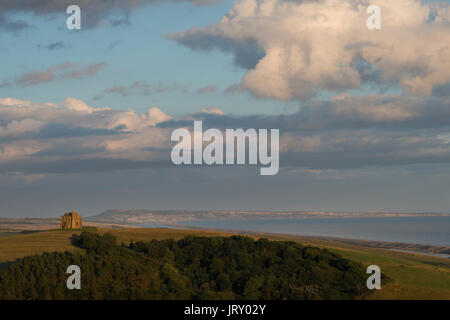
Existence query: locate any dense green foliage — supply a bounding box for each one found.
[0,232,370,299]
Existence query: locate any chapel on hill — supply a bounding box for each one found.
[60,211,82,229]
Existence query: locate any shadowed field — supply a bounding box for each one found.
[0,227,449,299]
[0,227,236,265]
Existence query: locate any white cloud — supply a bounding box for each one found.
[62,97,110,114]
[147,107,173,126]
[0,140,48,164]
[0,98,172,164]
[170,0,450,100]
[2,95,450,173]
[0,119,46,137]
[201,107,225,115]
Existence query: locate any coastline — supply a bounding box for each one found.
[2,217,449,259]
[141,221,450,258]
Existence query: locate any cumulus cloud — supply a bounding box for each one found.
[148,107,173,126]
[0,140,48,164]
[0,98,173,169]
[62,97,110,114]
[1,94,450,174]
[159,93,450,169]
[0,119,46,137]
[170,0,450,100]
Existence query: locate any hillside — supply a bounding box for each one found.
[0,231,370,300]
[0,227,235,266]
[0,227,449,299]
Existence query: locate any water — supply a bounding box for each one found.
[138,222,184,229]
[179,216,450,247]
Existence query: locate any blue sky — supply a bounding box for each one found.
[0,1,299,116]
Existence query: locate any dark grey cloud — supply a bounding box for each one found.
[0,0,223,32]
[0,158,170,175]
[14,62,74,87]
[0,15,29,34]
[196,85,216,94]
[168,31,265,69]
[433,83,450,97]
[61,62,106,80]
[104,81,152,97]
[224,84,243,94]
[36,123,126,139]
[101,81,187,97]
[158,95,450,133]
[107,40,123,50]
[109,14,131,27]
[0,80,11,88]
[32,145,106,157]
[152,95,450,170]
[0,62,105,88]
[38,41,68,50]
[8,129,450,173]
[0,123,125,144]
[280,131,450,170]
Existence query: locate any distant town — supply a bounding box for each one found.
[85,209,450,225]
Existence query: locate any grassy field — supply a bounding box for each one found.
[0,227,236,265]
[0,232,21,239]
[0,227,449,299]
[253,233,450,299]
[0,229,85,265]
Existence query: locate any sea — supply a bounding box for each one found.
[173,216,450,247]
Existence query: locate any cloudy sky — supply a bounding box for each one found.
[1,0,450,218]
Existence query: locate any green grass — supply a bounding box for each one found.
[259,234,450,299]
[328,246,450,299]
[0,227,449,299]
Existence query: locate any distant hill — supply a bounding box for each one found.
[87,209,152,221]
[87,209,450,225]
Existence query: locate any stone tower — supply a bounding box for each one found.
[60,211,82,229]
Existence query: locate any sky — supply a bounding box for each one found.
[0,0,450,217]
